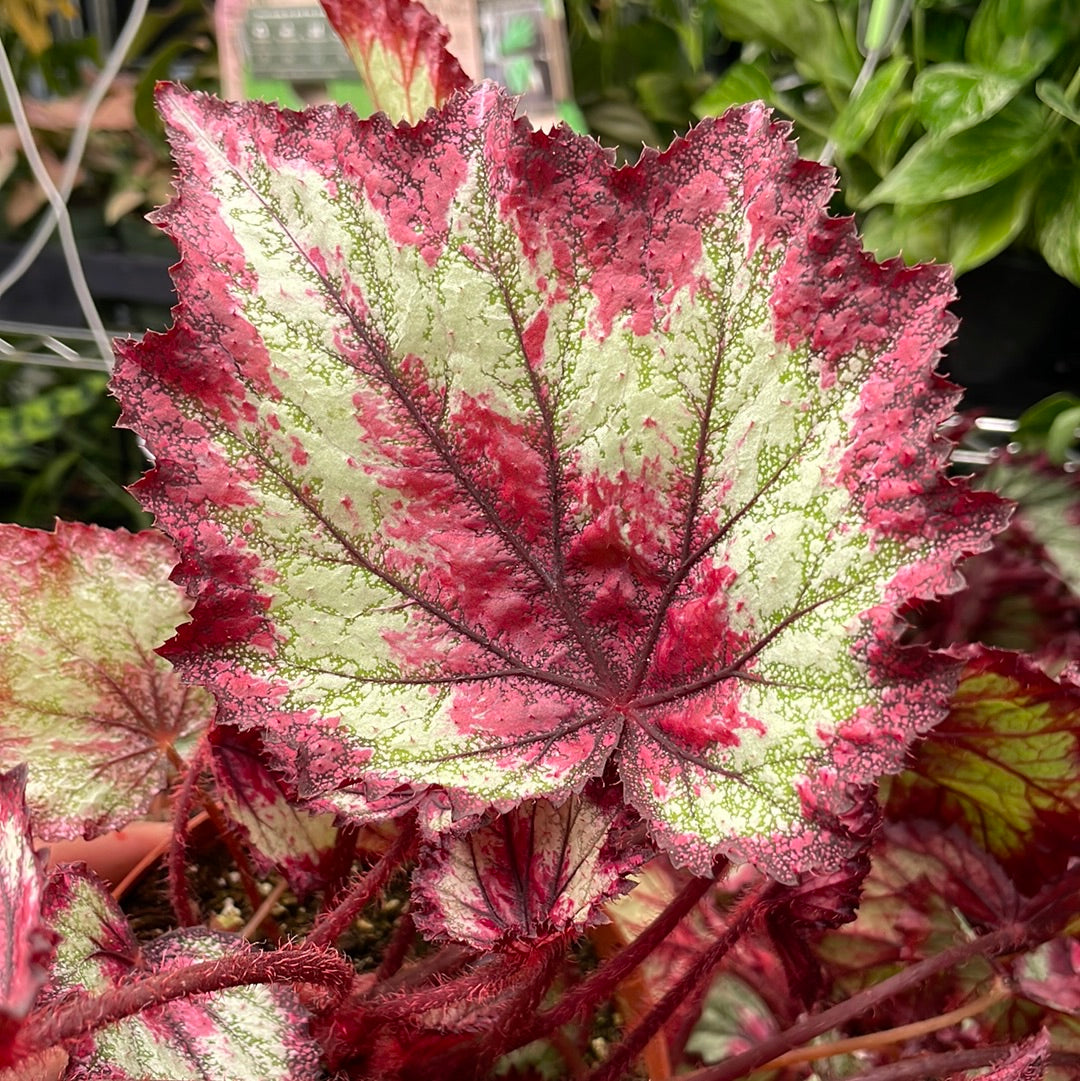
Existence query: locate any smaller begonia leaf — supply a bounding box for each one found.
[1014,939,1080,1016]
[816,820,1021,1013]
[210,722,340,897]
[412,792,646,946]
[0,767,54,1064]
[319,0,469,122]
[884,650,1080,892]
[40,867,321,1080]
[0,523,215,840]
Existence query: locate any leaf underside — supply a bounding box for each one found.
[210,722,341,896]
[886,650,1080,892]
[114,84,1005,881]
[413,791,645,946]
[0,523,215,841]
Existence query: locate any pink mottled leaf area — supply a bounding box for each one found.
[0,767,54,1066]
[39,866,322,1080]
[0,522,215,841]
[210,722,341,896]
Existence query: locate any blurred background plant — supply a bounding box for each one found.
[569,0,1080,286]
[0,0,216,526]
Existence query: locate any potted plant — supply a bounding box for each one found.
[0,1,1077,1078]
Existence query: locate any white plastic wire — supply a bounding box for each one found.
[0,0,152,368]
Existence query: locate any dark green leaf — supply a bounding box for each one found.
[913,63,1022,139]
[1015,392,1080,443]
[0,375,108,469]
[858,202,953,266]
[635,71,694,126]
[946,164,1040,273]
[860,96,1051,206]
[583,99,662,151]
[830,56,911,156]
[1046,406,1080,465]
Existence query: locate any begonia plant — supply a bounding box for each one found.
[0,1,1078,1078]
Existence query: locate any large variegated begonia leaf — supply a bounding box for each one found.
[114,82,1005,880]
[413,791,646,946]
[0,767,53,1065]
[39,867,321,1080]
[0,523,215,840]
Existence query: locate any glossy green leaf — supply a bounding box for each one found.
[692,62,776,120]
[912,63,1021,140]
[830,57,911,157]
[861,96,1050,207]
[858,165,1038,273]
[1035,79,1080,126]
[946,165,1040,272]
[1036,166,1080,287]
[710,0,859,86]
[965,0,1073,81]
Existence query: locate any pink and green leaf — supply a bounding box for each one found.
[0,523,215,841]
[412,792,645,946]
[210,722,340,896]
[114,83,1005,881]
[320,0,469,122]
[40,867,321,1079]
[0,767,54,1064]
[884,649,1080,892]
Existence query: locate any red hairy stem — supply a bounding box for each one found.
[167,739,207,926]
[516,870,717,1045]
[373,907,415,981]
[307,815,418,949]
[15,943,353,1059]
[321,821,361,907]
[358,954,529,1022]
[586,881,769,1081]
[681,921,1034,1081]
[372,942,477,996]
[844,1048,1080,1081]
[316,946,476,1070]
[484,935,571,1059]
